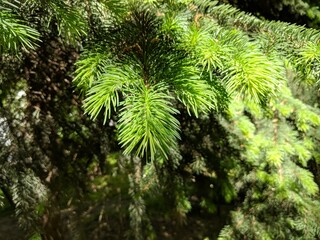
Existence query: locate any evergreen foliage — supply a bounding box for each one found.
[0,1,39,52]
[227,0,320,28]
[0,0,320,239]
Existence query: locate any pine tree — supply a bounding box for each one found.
[1,0,320,239]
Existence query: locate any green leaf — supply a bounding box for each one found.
[223,47,281,104]
[293,143,312,167]
[0,10,40,53]
[48,0,88,43]
[118,83,180,160]
[293,42,320,83]
[84,65,136,123]
[286,162,319,196]
[74,50,111,91]
[266,147,283,168]
[171,65,214,117]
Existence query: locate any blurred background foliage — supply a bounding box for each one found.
[225,0,320,28]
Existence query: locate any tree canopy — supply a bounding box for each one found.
[0,0,320,239]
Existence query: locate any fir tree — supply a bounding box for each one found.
[0,0,320,239]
